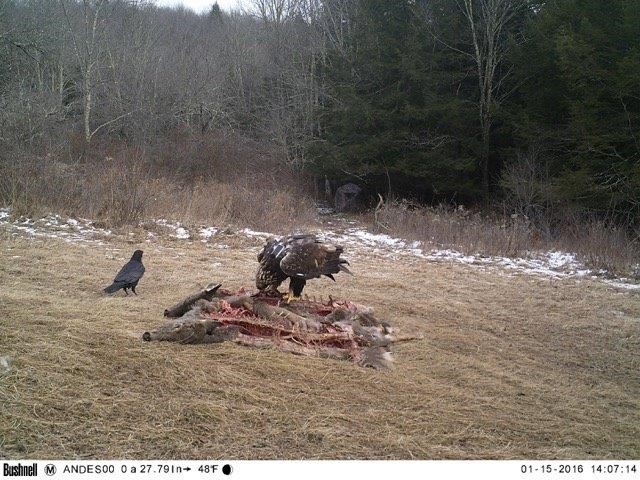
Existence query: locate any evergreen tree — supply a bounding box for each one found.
[312,0,479,202]
[513,0,640,221]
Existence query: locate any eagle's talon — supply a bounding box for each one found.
[281,291,301,304]
[287,295,301,304]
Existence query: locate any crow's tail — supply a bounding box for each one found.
[103,283,120,294]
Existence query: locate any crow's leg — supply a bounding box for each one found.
[131,285,137,295]
[123,287,129,296]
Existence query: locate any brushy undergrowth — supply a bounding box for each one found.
[371,199,639,278]
[0,133,317,233]
[1,133,637,278]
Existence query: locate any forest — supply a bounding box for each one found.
[1,0,639,266]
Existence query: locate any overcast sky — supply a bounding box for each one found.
[154,0,246,14]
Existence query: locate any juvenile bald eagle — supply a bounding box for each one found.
[256,234,352,302]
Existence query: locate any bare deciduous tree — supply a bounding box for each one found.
[59,0,133,143]
[424,0,527,190]
[461,0,525,190]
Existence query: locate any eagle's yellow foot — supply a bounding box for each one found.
[282,291,301,304]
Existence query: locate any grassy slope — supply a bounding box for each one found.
[0,231,638,459]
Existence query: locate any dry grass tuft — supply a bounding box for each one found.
[0,233,638,459]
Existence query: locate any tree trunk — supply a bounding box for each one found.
[83,73,92,143]
[480,113,491,191]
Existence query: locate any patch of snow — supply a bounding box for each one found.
[547,251,576,269]
[175,227,190,239]
[0,209,111,245]
[348,229,407,248]
[321,227,639,290]
[240,228,272,239]
[11,225,38,236]
[603,279,640,291]
[424,249,477,264]
[199,226,218,241]
[154,219,191,239]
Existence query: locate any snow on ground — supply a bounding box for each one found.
[0,208,111,245]
[0,356,12,374]
[240,228,272,239]
[199,226,218,241]
[317,206,335,215]
[153,222,273,243]
[321,227,639,289]
[1,207,638,290]
[154,219,191,239]
[602,279,640,291]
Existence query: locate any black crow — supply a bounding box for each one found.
[104,250,145,295]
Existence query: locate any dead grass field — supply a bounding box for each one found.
[0,230,638,459]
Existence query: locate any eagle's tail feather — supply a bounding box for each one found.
[339,263,353,275]
[323,254,341,272]
[321,249,353,277]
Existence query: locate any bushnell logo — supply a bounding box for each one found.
[3,463,38,476]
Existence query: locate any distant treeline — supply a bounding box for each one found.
[1,0,638,223]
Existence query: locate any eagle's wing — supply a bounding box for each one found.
[279,238,350,280]
[258,234,317,263]
[257,239,274,262]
